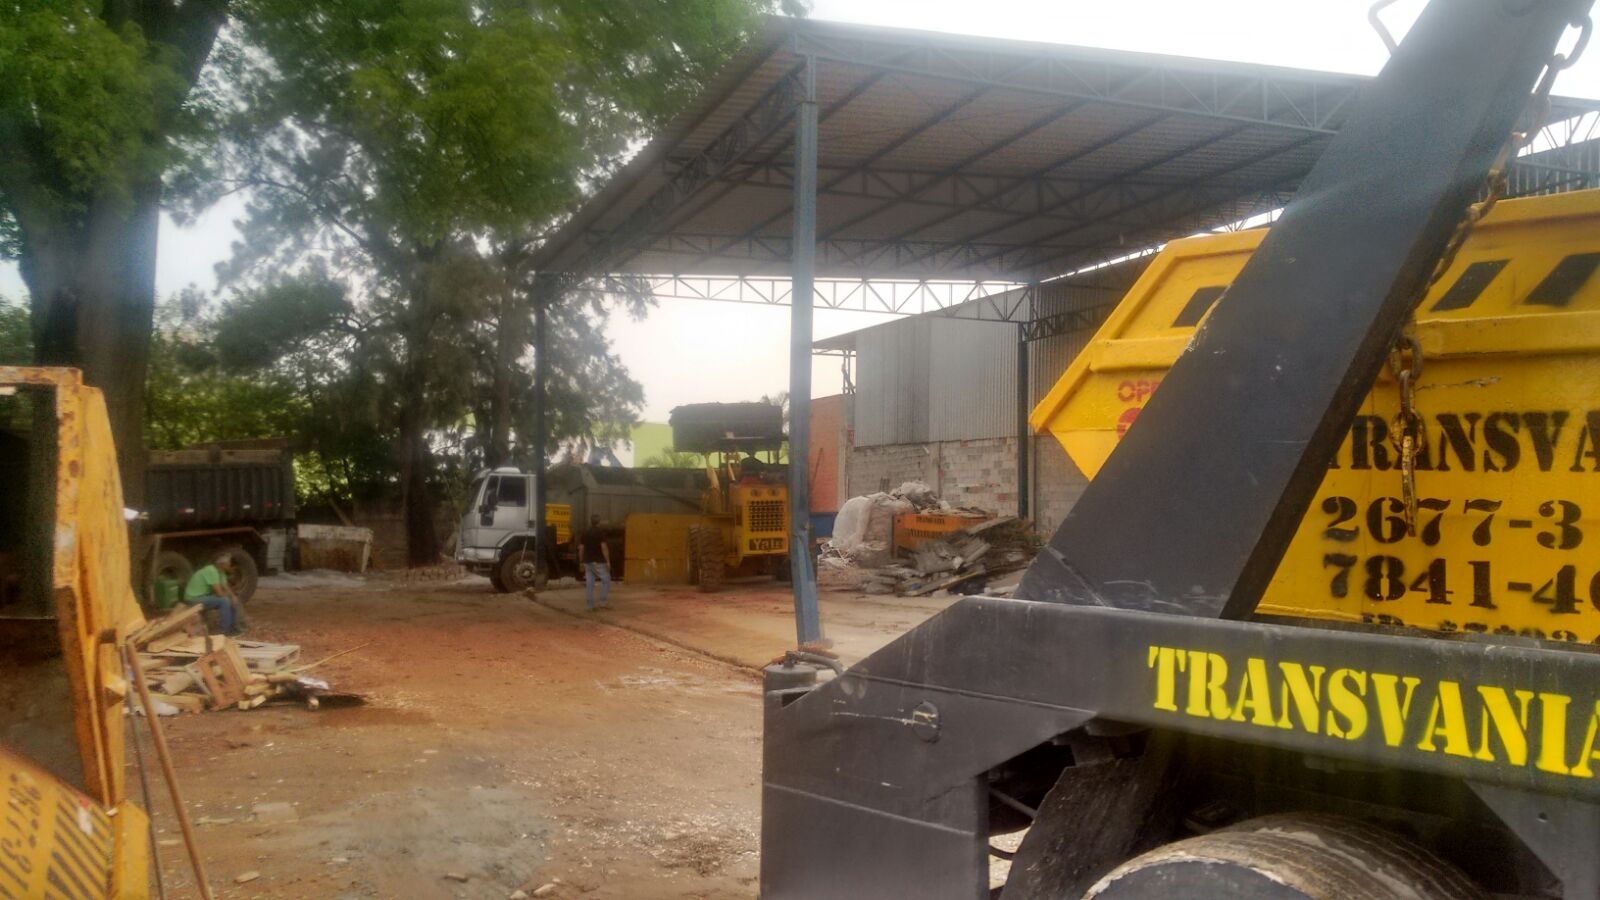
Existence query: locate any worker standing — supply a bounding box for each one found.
[579,515,611,610]
[184,553,249,635]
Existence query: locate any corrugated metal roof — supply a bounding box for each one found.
[534,15,1600,284]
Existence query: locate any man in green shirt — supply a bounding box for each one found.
[184,553,247,636]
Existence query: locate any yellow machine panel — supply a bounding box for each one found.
[1033,190,1600,641]
[729,483,788,562]
[623,513,702,584]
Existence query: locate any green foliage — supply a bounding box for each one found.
[142,290,305,448]
[640,448,708,469]
[208,0,789,560]
[0,295,31,365]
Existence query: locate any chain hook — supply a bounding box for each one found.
[1388,332,1426,536]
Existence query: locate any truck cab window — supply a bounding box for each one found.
[496,476,527,507]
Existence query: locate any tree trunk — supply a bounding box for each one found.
[396,400,439,568]
[20,180,161,505]
[487,288,523,468]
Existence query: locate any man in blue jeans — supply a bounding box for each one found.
[579,515,611,609]
[184,553,247,635]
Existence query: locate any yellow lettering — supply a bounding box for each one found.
[1571,702,1600,778]
[1275,662,1326,733]
[1474,687,1534,766]
[1229,657,1277,727]
[1149,646,1181,712]
[1325,669,1368,740]
[1417,682,1473,758]
[1536,693,1574,776]
[1371,673,1422,747]
[1185,651,1231,719]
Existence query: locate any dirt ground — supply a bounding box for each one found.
[139,573,952,899]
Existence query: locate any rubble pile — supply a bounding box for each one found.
[129,605,353,713]
[858,517,1036,596]
[823,482,1039,596]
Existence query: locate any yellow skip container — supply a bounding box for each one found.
[1033,189,1600,642]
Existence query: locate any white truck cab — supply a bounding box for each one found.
[456,466,544,592]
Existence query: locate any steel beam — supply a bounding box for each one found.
[561,63,805,279]
[576,275,1032,321]
[788,56,822,647]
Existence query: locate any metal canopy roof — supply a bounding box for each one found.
[532,16,1598,285]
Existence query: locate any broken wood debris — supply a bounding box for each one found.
[127,606,359,713]
[856,516,1038,597]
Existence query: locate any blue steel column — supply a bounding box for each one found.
[788,55,822,646]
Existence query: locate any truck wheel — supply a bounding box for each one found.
[488,569,508,593]
[498,549,546,593]
[1084,813,1484,899]
[148,551,194,608]
[688,526,724,593]
[220,546,260,603]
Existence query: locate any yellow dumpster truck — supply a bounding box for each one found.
[757,2,1600,896]
[1,367,154,896]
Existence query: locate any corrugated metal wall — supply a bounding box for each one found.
[854,315,1018,446]
[854,317,930,446]
[851,257,1150,448]
[929,319,1017,442]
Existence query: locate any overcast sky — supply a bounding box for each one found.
[5,1,1599,422]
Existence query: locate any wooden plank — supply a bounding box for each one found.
[129,604,201,648]
[149,693,204,714]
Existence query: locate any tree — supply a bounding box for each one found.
[0,1,228,501]
[0,296,30,366]
[216,1,786,565]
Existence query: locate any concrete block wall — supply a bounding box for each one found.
[847,434,1090,526]
[1032,436,1089,537]
[849,444,934,497]
[849,437,1020,516]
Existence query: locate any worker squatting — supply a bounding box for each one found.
[1146,645,1600,778]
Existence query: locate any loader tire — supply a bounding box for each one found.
[688,526,725,593]
[1084,813,1484,900]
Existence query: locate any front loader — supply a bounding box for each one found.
[759,2,1600,897]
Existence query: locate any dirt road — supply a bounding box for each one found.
[143,575,947,899]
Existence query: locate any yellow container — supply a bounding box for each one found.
[1033,189,1600,643]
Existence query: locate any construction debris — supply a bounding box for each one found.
[838,511,1038,597]
[128,606,360,713]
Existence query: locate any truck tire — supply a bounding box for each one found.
[688,526,724,593]
[220,545,260,603]
[149,551,194,608]
[488,569,509,593]
[1084,813,1484,900]
[498,549,547,593]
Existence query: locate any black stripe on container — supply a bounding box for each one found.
[1429,259,1508,311]
[46,851,95,900]
[1526,252,1600,308]
[1172,285,1228,327]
